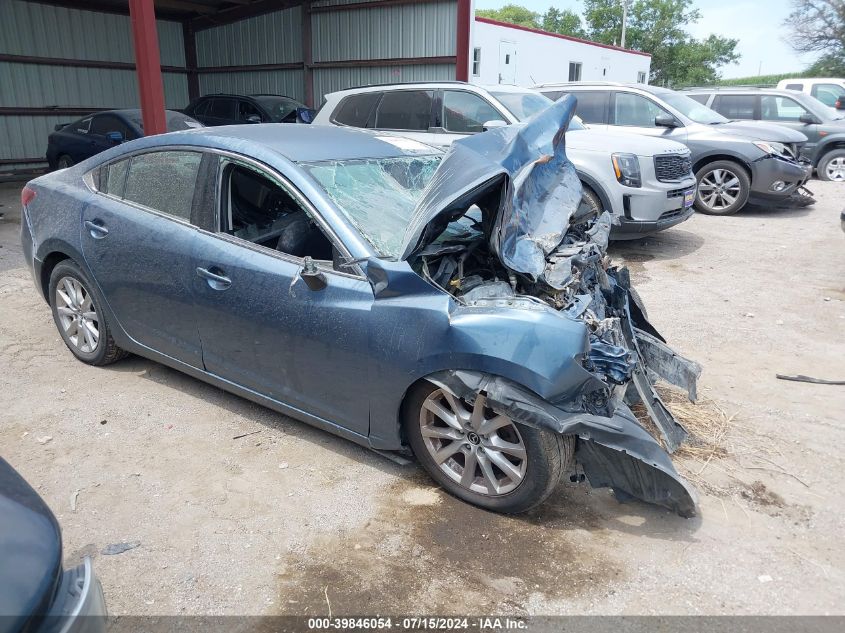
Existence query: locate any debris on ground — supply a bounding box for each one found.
[776,374,845,385]
[101,541,141,555]
[36,435,52,444]
[70,488,80,512]
[233,430,261,440]
[741,481,785,508]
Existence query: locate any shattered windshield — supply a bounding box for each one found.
[661,92,728,124]
[302,155,442,257]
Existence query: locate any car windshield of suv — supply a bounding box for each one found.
[254,96,305,122]
[302,155,442,257]
[490,90,585,129]
[661,92,728,124]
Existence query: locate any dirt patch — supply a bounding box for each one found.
[740,480,785,508]
[274,477,618,616]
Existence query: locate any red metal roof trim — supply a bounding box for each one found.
[474,16,652,58]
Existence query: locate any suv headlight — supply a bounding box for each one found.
[611,153,642,188]
[753,141,788,156]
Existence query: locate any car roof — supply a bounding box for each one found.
[150,124,440,163]
[534,81,671,95]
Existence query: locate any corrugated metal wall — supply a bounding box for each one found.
[195,0,458,108]
[0,0,186,174]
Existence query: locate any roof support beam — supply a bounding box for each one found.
[182,21,200,101]
[302,1,314,108]
[129,0,168,135]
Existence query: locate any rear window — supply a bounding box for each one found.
[208,98,235,119]
[102,158,129,198]
[375,91,434,131]
[572,91,610,124]
[121,151,202,221]
[712,95,757,119]
[333,93,382,128]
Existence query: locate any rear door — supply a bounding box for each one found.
[498,41,517,84]
[710,94,759,121]
[567,90,611,131]
[81,149,205,367]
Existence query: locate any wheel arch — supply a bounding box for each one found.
[693,154,753,184]
[814,140,845,167]
[577,171,613,214]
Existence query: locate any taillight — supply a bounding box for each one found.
[21,186,36,207]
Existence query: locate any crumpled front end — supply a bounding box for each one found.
[403,94,702,517]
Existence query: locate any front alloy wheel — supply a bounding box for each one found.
[819,150,845,182]
[404,381,574,513]
[420,389,527,495]
[694,160,750,216]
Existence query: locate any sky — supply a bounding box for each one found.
[473,0,819,78]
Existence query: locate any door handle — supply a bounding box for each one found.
[84,220,109,239]
[196,266,232,290]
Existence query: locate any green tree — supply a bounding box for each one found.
[476,4,540,28]
[784,0,845,75]
[542,7,588,38]
[583,0,740,85]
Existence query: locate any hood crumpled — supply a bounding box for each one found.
[400,95,583,280]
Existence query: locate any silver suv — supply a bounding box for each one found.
[313,82,697,238]
[535,82,813,215]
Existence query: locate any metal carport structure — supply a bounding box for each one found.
[0,0,472,176]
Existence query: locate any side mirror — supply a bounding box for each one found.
[655,114,679,128]
[300,256,327,291]
[246,114,262,124]
[799,112,820,124]
[297,108,316,124]
[106,131,124,144]
[482,119,508,131]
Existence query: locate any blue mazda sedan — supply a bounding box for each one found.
[20,96,700,516]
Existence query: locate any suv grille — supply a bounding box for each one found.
[654,154,692,182]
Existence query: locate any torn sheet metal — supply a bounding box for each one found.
[426,369,698,517]
[400,95,582,281]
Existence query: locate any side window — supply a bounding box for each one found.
[333,93,381,128]
[238,100,262,122]
[686,94,710,105]
[472,48,482,76]
[75,117,92,134]
[90,115,134,139]
[193,100,211,116]
[374,90,434,131]
[613,92,667,127]
[568,62,582,81]
[711,95,757,119]
[442,91,503,133]
[102,158,129,198]
[573,91,610,124]
[811,83,844,107]
[208,98,235,119]
[785,83,803,91]
[541,90,564,101]
[760,96,809,121]
[221,162,335,263]
[637,71,647,84]
[122,151,202,221]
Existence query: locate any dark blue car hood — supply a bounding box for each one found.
[0,458,63,633]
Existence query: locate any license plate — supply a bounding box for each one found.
[683,189,695,208]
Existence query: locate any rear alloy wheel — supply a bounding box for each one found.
[49,260,127,366]
[404,382,574,513]
[817,150,845,182]
[56,155,74,169]
[694,161,750,215]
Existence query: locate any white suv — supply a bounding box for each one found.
[313,83,697,239]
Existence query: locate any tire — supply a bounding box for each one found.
[404,381,575,514]
[694,160,750,215]
[580,184,603,216]
[817,149,845,182]
[56,154,74,170]
[49,260,127,366]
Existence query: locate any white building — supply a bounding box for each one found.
[469,16,651,88]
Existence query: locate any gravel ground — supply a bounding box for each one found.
[0,179,843,616]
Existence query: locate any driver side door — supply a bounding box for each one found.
[190,153,374,437]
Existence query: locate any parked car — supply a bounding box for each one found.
[183,93,311,126]
[777,77,845,112]
[534,82,813,215]
[46,109,202,170]
[0,457,106,633]
[313,82,698,238]
[20,106,699,517]
[682,87,845,182]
